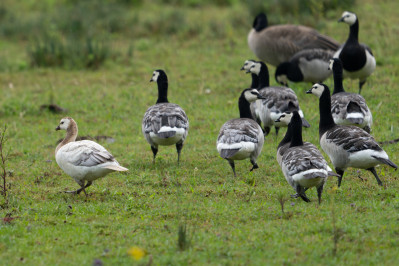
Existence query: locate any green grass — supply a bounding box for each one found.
[1,0,399,265]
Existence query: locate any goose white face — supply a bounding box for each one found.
[276,74,288,85]
[340,11,357,25]
[309,83,324,98]
[150,71,160,82]
[244,89,262,102]
[242,60,255,71]
[328,59,334,70]
[276,112,293,126]
[249,63,261,75]
[58,118,70,130]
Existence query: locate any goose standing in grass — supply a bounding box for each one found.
[334,11,376,94]
[329,58,372,132]
[217,88,265,176]
[142,70,189,164]
[277,111,332,204]
[248,13,339,66]
[248,61,310,136]
[55,117,128,196]
[307,83,397,187]
[275,48,334,86]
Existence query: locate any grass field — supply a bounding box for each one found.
[1,0,399,265]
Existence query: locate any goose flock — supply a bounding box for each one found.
[54,10,396,204]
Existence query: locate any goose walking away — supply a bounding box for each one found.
[248,13,339,66]
[217,88,265,176]
[55,117,128,196]
[142,70,189,164]
[277,111,333,203]
[307,83,397,187]
[275,48,335,86]
[329,58,372,132]
[248,61,310,136]
[334,11,376,94]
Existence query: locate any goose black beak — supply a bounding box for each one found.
[240,66,245,71]
[338,17,344,22]
[306,89,312,94]
[257,95,266,100]
[149,79,153,82]
[55,126,61,131]
[275,118,281,123]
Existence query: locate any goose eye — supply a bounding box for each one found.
[61,122,64,124]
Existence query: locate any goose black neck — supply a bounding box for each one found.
[289,112,303,148]
[257,64,270,88]
[332,61,345,94]
[156,79,169,104]
[348,19,359,43]
[254,13,268,32]
[250,73,259,88]
[278,122,292,149]
[238,96,253,119]
[318,88,336,137]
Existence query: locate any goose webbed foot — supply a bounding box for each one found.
[296,185,310,203]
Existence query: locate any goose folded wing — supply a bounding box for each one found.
[326,126,382,153]
[218,120,259,144]
[143,103,189,134]
[283,147,327,176]
[62,141,115,167]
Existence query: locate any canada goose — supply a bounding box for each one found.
[306,83,397,187]
[275,48,335,86]
[277,111,333,203]
[329,58,372,132]
[248,13,339,66]
[55,117,128,196]
[142,70,189,164]
[217,88,265,176]
[248,61,310,135]
[333,11,376,94]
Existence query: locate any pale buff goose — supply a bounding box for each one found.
[55,117,128,196]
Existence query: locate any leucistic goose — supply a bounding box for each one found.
[217,88,265,176]
[275,48,335,86]
[55,117,128,196]
[142,70,189,164]
[329,58,372,132]
[333,11,376,94]
[307,83,397,187]
[248,13,339,66]
[277,111,333,204]
[248,61,310,135]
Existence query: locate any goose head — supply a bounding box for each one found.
[56,117,74,131]
[242,88,266,102]
[248,61,263,76]
[150,69,167,83]
[306,83,326,98]
[338,11,357,26]
[253,13,268,32]
[241,60,256,72]
[275,112,294,126]
[275,62,290,86]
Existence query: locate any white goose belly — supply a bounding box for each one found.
[150,127,185,146]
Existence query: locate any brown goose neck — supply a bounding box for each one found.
[55,120,78,154]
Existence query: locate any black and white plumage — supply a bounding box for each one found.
[275,48,335,86]
[277,111,332,204]
[217,88,265,176]
[142,70,189,163]
[334,11,376,94]
[329,58,372,132]
[248,61,310,136]
[248,13,339,66]
[306,83,397,187]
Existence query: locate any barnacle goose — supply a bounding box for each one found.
[275,48,335,86]
[142,70,189,164]
[55,117,128,196]
[329,58,372,132]
[248,61,310,136]
[248,13,339,66]
[240,60,258,89]
[334,11,376,94]
[278,111,333,204]
[217,88,265,176]
[307,83,397,187]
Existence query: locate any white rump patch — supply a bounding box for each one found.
[217,141,256,160]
